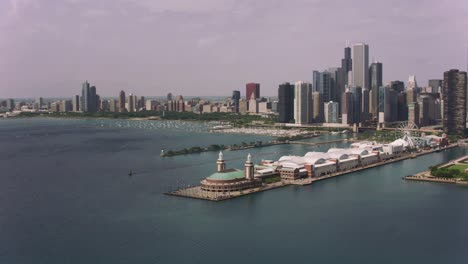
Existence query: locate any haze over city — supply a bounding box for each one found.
[1,0,468,98]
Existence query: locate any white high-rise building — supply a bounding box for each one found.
[352,43,369,90]
[294,81,312,124]
[324,101,339,123]
[407,75,418,90]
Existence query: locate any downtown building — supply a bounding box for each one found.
[278,82,295,123]
[324,101,339,123]
[80,81,98,112]
[442,69,467,134]
[352,43,370,120]
[369,61,383,118]
[294,81,312,125]
[246,83,260,101]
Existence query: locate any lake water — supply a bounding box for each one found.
[1,118,468,264]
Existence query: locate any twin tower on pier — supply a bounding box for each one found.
[200,152,261,192]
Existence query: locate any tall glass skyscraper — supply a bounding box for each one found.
[278,83,294,123]
[369,62,383,117]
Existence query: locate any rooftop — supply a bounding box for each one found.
[207,169,245,181]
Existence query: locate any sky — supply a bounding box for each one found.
[1,0,467,98]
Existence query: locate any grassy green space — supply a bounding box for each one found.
[445,164,468,173]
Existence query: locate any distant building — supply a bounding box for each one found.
[231,90,241,113]
[428,79,443,94]
[248,94,259,113]
[294,81,312,124]
[119,90,126,112]
[60,100,72,112]
[396,92,408,121]
[6,99,14,111]
[128,94,136,112]
[324,101,339,123]
[35,97,43,109]
[378,86,397,124]
[72,95,80,112]
[145,100,157,111]
[167,93,173,101]
[341,46,352,86]
[442,69,467,134]
[109,99,117,112]
[369,62,383,117]
[407,75,418,90]
[408,102,420,127]
[349,86,362,124]
[175,95,185,112]
[239,99,248,114]
[341,90,354,125]
[246,83,260,101]
[390,80,405,93]
[312,92,323,123]
[100,100,109,112]
[80,81,98,112]
[278,82,294,123]
[352,43,369,90]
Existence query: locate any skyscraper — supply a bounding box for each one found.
[294,81,312,124]
[352,43,369,90]
[443,69,467,134]
[312,92,323,123]
[341,90,354,125]
[378,86,397,124]
[324,101,339,123]
[6,99,14,111]
[278,83,295,123]
[390,80,405,93]
[349,86,362,124]
[341,46,352,77]
[128,94,136,112]
[72,95,80,112]
[80,81,97,112]
[428,79,443,94]
[407,75,418,90]
[119,90,126,112]
[231,90,241,113]
[408,102,420,127]
[369,62,383,116]
[313,70,339,104]
[246,83,260,100]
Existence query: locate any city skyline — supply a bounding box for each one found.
[1,0,467,98]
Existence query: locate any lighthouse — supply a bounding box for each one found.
[244,153,254,180]
[217,151,226,172]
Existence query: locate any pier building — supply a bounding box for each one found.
[200,152,262,192]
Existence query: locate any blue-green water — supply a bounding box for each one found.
[1,118,468,264]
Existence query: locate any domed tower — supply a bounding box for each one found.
[216,151,226,172]
[245,153,255,180]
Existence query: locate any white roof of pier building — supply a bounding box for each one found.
[278,156,306,168]
[303,156,327,165]
[350,141,377,148]
[390,139,407,147]
[326,151,350,160]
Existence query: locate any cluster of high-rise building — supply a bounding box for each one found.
[275,43,467,135]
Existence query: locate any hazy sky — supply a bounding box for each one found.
[1,0,467,98]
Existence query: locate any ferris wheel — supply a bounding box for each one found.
[394,121,425,148]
